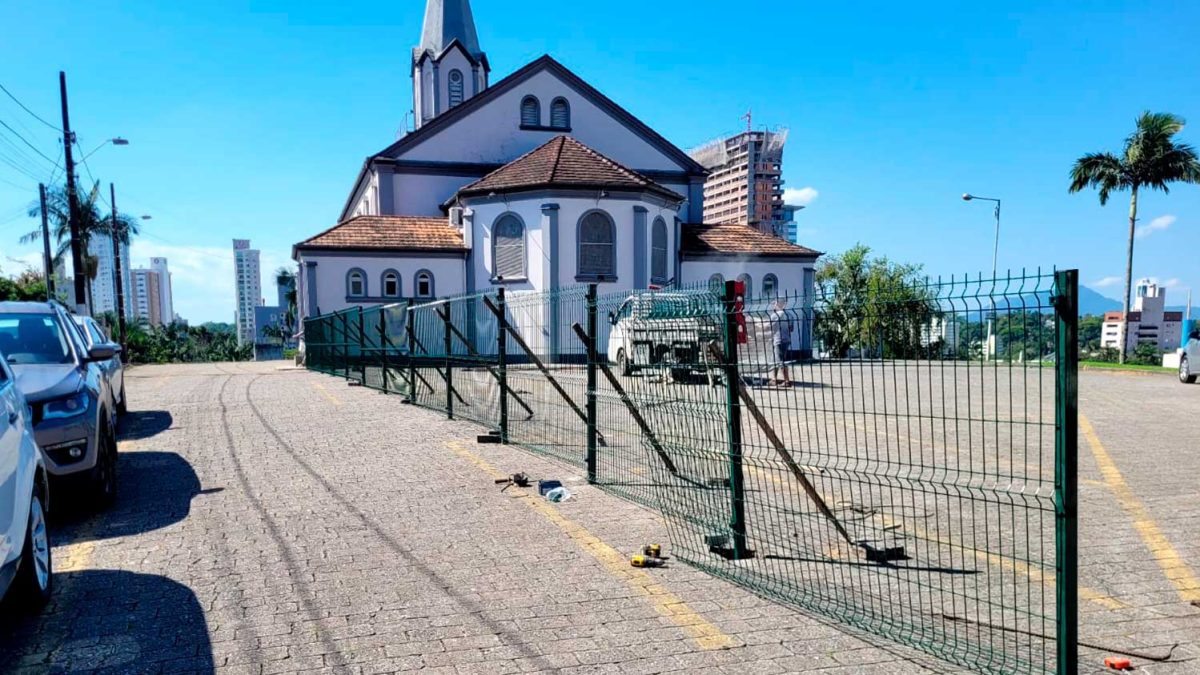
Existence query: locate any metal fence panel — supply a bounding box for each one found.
[302,270,1077,674]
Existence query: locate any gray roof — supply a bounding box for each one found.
[418,0,484,60]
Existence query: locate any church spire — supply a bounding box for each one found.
[412,0,488,129]
[419,0,484,60]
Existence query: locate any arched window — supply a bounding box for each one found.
[347,269,366,298]
[578,211,616,280]
[762,273,779,299]
[448,69,464,107]
[492,214,526,280]
[520,96,541,127]
[737,273,753,300]
[382,270,401,298]
[650,217,668,285]
[550,97,570,129]
[708,273,725,295]
[414,270,434,299]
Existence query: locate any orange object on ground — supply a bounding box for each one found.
[1104,657,1133,670]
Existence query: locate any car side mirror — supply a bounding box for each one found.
[86,343,118,362]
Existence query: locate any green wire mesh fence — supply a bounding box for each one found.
[302,269,1079,675]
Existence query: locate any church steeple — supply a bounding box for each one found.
[412,0,489,129]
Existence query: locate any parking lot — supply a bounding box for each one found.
[1,361,1198,673]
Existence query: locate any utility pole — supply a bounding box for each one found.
[59,71,86,314]
[38,184,55,300]
[110,183,127,354]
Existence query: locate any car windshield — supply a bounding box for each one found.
[0,313,73,365]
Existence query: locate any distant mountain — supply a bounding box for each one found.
[1079,287,1121,316]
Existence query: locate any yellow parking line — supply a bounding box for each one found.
[312,381,342,406]
[57,439,141,573]
[446,441,736,650]
[746,465,1125,610]
[1081,414,1200,603]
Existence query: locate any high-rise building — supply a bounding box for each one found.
[150,257,174,323]
[233,239,261,346]
[689,128,789,236]
[130,268,163,326]
[86,236,132,317]
[1102,279,1183,352]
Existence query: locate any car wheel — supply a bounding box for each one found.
[616,349,631,376]
[1181,357,1198,384]
[11,491,52,609]
[92,423,118,508]
[116,383,127,416]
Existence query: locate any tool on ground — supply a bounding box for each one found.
[631,554,666,568]
[1104,657,1133,670]
[642,544,662,558]
[494,473,530,491]
[477,429,502,444]
[538,479,562,496]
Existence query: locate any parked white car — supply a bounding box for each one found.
[0,348,53,610]
[1180,327,1200,384]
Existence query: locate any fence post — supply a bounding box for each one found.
[586,284,598,483]
[340,311,350,380]
[723,279,750,560]
[379,308,389,393]
[405,299,416,403]
[497,288,509,444]
[443,303,454,420]
[1053,269,1079,675]
[357,307,366,384]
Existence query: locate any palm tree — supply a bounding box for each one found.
[1069,112,1200,362]
[22,180,140,314]
[275,266,298,343]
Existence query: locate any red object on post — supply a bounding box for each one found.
[733,280,747,344]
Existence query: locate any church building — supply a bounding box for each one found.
[293,0,820,322]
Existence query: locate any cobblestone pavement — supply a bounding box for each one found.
[0,361,964,675]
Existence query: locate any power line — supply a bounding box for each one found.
[0,118,58,165]
[0,81,62,132]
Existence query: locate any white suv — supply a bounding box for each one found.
[1180,327,1200,384]
[0,348,53,610]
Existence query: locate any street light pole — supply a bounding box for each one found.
[963,193,1002,359]
[110,183,128,356]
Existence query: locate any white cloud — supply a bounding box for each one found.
[1135,214,1175,239]
[2,251,46,275]
[783,187,819,207]
[1091,276,1121,288]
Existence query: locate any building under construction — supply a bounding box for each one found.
[689,126,788,236]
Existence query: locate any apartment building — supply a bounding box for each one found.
[689,128,788,236]
[234,239,262,346]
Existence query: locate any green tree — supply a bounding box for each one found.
[275,266,298,343]
[1078,315,1104,353]
[814,244,935,358]
[21,180,140,314]
[0,267,48,301]
[1069,111,1200,362]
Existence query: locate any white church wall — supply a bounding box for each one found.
[680,259,814,297]
[299,253,466,316]
[434,49,475,114]
[392,173,475,216]
[399,69,686,174]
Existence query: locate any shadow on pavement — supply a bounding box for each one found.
[0,569,213,673]
[51,451,217,544]
[119,410,174,441]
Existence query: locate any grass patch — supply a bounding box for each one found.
[1079,360,1173,373]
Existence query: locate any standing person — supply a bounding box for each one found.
[770,299,794,387]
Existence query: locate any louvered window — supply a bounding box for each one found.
[650,218,668,284]
[737,273,753,300]
[762,274,779,298]
[520,96,540,126]
[493,215,526,280]
[448,70,464,107]
[578,211,616,279]
[708,273,725,295]
[550,98,570,129]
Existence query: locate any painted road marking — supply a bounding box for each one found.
[446,440,737,650]
[312,381,342,406]
[747,465,1125,610]
[1081,413,1200,603]
[56,439,142,572]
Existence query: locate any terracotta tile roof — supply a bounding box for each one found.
[681,222,822,258]
[455,136,684,202]
[295,215,466,253]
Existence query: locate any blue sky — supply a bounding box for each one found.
[1,0,1198,322]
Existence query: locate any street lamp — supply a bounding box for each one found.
[79,137,130,163]
[963,193,1002,360]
